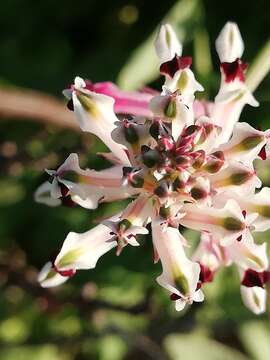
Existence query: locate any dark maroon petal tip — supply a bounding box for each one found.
[59,183,76,207]
[170,293,181,301]
[211,151,225,161]
[199,263,214,284]
[55,268,76,277]
[196,282,202,291]
[67,99,74,111]
[236,235,243,242]
[241,269,265,288]
[61,196,76,207]
[220,58,248,83]
[258,145,267,160]
[263,270,270,283]
[60,183,70,198]
[160,55,192,78]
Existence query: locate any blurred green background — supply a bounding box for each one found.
[0,0,270,359]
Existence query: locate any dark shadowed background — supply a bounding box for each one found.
[0,0,270,359]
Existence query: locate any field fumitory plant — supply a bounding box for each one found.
[36,22,270,314]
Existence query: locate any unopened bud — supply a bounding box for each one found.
[149,121,160,140]
[191,187,208,200]
[173,177,186,191]
[175,155,190,168]
[141,146,160,168]
[215,22,244,63]
[154,184,168,197]
[130,175,144,188]
[155,24,182,63]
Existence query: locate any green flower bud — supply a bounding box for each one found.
[141,147,160,168]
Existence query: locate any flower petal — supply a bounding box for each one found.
[215,22,244,63]
[155,24,182,63]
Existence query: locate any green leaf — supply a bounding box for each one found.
[0,180,25,206]
[164,332,249,360]
[239,321,270,360]
[0,317,29,344]
[117,0,203,90]
[0,345,67,360]
[98,335,128,360]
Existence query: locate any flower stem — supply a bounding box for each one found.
[246,38,270,92]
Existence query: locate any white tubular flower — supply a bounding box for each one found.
[208,160,261,195]
[120,193,153,226]
[154,24,182,63]
[239,266,270,314]
[152,219,203,311]
[54,222,118,273]
[163,68,204,103]
[247,188,270,231]
[103,219,148,255]
[192,232,229,272]
[36,21,270,315]
[212,92,259,144]
[63,77,130,165]
[180,200,246,246]
[217,122,268,165]
[103,194,151,255]
[227,231,268,271]
[35,153,136,209]
[240,285,267,315]
[211,23,259,144]
[215,22,244,63]
[213,188,270,232]
[193,117,222,153]
[34,182,61,207]
[38,262,69,288]
[149,91,193,141]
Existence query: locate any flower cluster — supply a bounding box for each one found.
[36,22,270,314]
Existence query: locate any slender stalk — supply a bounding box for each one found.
[0,86,78,130]
[246,38,270,92]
